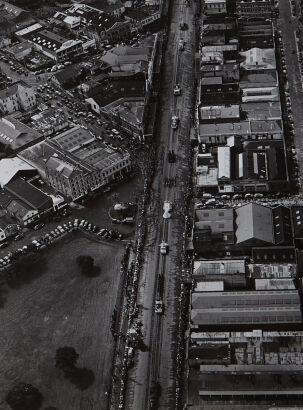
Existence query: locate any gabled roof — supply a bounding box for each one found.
[4,177,52,211]
[235,203,274,245]
[0,117,42,151]
[0,157,35,188]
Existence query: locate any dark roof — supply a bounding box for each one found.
[272,206,293,245]
[291,206,303,238]
[53,64,82,84]
[252,246,297,263]
[90,0,124,13]
[87,74,146,107]
[4,177,52,211]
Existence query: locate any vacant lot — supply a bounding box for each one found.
[0,233,124,410]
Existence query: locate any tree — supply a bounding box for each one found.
[5,383,43,410]
[55,346,79,374]
[76,255,100,277]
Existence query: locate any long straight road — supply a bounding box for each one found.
[125,0,197,409]
[278,0,303,189]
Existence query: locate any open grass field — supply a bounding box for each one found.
[0,232,124,410]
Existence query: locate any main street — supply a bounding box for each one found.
[278,0,303,189]
[125,0,197,409]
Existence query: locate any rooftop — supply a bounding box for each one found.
[0,117,42,151]
[0,157,35,188]
[199,105,240,121]
[235,203,274,245]
[193,259,246,277]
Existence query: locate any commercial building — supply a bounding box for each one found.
[0,81,36,114]
[191,290,302,329]
[203,0,227,15]
[236,0,273,17]
[0,117,42,152]
[15,23,85,62]
[18,126,132,200]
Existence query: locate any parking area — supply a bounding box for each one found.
[0,234,124,410]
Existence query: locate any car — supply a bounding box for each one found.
[14,234,24,241]
[160,241,169,255]
[173,84,181,95]
[0,242,8,249]
[155,300,164,314]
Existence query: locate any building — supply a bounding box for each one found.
[236,0,273,17]
[0,214,19,242]
[235,203,274,247]
[0,117,42,152]
[238,19,274,50]
[15,24,84,62]
[30,108,69,137]
[0,157,36,188]
[51,64,85,88]
[18,126,132,200]
[203,0,227,15]
[240,47,276,71]
[200,77,240,104]
[191,290,302,330]
[0,81,36,114]
[199,104,240,123]
[124,7,161,31]
[6,41,32,60]
[0,177,53,225]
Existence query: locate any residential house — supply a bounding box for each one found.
[236,0,273,17]
[203,0,227,15]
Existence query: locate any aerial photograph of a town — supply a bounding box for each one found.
[2,0,303,409]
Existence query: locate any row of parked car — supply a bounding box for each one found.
[0,219,123,269]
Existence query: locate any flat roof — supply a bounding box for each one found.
[194,259,246,276]
[194,281,224,292]
[199,104,240,120]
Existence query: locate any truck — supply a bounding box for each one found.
[171,115,179,129]
[155,300,164,314]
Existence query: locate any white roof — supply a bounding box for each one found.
[218,146,231,179]
[255,278,296,290]
[15,23,42,37]
[194,281,224,292]
[0,157,35,188]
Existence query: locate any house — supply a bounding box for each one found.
[272,206,293,246]
[0,81,36,114]
[291,206,303,245]
[0,0,35,35]
[235,203,274,247]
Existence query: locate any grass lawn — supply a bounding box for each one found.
[0,232,124,410]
